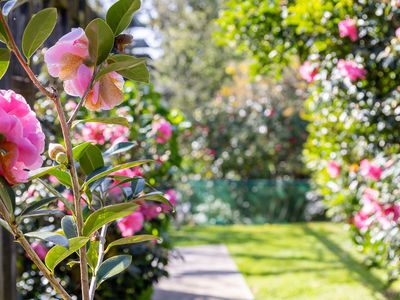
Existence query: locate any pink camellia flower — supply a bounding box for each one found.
[327,161,340,178]
[376,205,400,229]
[361,188,380,215]
[360,159,382,181]
[338,18,358,41]
[44,28,89,81]
[109,167,144,199]
[161,189,178,212]
[45,28,125,111]
[140,203,162,221]
[81,122,107,145]
[337,59,366,81]
[65,66,125,111]
[354,210,372,231]
[0,90,45,185]
[31,242,48,260]
[117,211,144,237]
[396,28,400,39]
[152,118,173,144]
[104,125,129,144]
[299,61,318,83]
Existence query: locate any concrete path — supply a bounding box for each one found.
[152,245,254,300]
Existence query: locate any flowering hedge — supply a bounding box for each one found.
[217,0,400,279]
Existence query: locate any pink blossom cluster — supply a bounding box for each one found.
[327,161,341,178]
[299,61,318,83]
[152,118,173,144]
[80,122,129,145]
[337,59,366,81]
[354,188,400,231]
[116,188,178,237]
[338,18,358,42]
[31,242,48,260]
[44,28,125,111]
[0,90,45,185]
[360,159,382,181]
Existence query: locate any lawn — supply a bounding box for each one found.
[171,222,400,300]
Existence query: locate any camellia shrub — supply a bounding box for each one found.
[0,1,177,300]
[217,0,400,279]
[17,82,184,299]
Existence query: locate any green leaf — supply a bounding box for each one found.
[77,143,104,176]
[61,216,77,239]
[36,178,74,212]
[72,117,129,129]
[22,8,57,59]
[106,0,141,35]
[83,202,138,236]
[95,56,145,81]
[45,237,89,273]
[20,197,58,216]
[72,142,92,160]
[96,255,132,287]
[82,160,152,191]
[104,235,159,254]
[0,21,7,43]
[0,176,15,214]
[135,192,173,209]
[47,169,72,187]
[87,241,99,271]
[0,218,12,234]
[25,231,69,248]
[85,18,114,65]
[2,0,17,16]
[0,48,10,79]
[28,165,62,181]
[103,142,136,157]
[108,54,149,83]
[20,209,63,219]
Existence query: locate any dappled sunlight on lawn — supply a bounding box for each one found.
[172,223,400,300]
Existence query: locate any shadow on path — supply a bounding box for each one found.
[153,289,249,300]
[302,224,399,300]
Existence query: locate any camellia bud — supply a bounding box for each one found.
[55,152,68,165]
[48,143,66,161]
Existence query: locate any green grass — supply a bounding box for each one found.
[171,222,400,300]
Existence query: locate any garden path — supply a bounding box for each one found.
[152,244,254,300]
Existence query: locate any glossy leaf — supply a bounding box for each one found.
[87,166,112,191]
[135,192,173,209]
[0,218,12,234]
[45,237,89,273]
[72,142,92,160]
[130,178,145,198]
[47,169,72,187]
[95,56,145,81]
[96,255,132,287]
[82,160,152,190]
[72,117,129,129]
[108,54,149,83]
[83,202,138,236]
[28,165,62,181]
[104,235,158,254]
[25,231,69,248]
[2,0,17,16]
[77,143,104,176]
[22,8,57,59]
[0,176,15,214]
[103,142,136,157]
[0,48,10,79]
[106,0,140,35]
[0,21,7,43]
[87,240,99,271]
[85,18,114,65]
[20,197,58,216]
[20,209,63,219]
[61,216,77,239]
